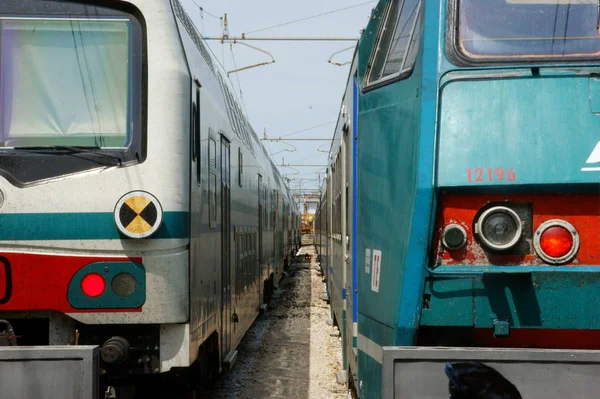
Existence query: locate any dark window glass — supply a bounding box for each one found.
[458,0,600,60]
[365,0,422,87]
[209,173,217,226]
[209,137,216,170]
[238,148,243,187]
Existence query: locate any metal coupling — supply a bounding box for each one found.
[100,336,130,365]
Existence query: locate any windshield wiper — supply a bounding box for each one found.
[597,0,600,31]
[13,145,122,165]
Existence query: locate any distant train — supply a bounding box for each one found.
[316,0,600,398]
[0,0,299,396]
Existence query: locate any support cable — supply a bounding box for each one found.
[229,43,250,117]
[190,0,221,20]
[278,121,336,138]
[243,1,377,35]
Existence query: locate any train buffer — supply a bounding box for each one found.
[382,347,600,398]
[0,328,99,399]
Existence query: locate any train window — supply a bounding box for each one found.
[209,136,217,228]
[235,233,239,297]
[209,173,217,228]
[274,194,277,231]
[264,187,268,228]
[221,136,230,186]
[455,0,600,62]
[364,0,423,89]
[0,17,133,148]
[0,1,145,183]
[192,104,197,162]
[195,87,201,185]
[238,148,243,187]
[209,136,217,171]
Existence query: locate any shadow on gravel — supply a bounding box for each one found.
[196,247,315,399]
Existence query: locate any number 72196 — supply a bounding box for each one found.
[466,168,516,183]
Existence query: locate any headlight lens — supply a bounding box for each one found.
[442,224,467,251]
[475,206,522,251]
[111,273,137,298]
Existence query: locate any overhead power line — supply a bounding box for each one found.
[190,0,221,20]
[243,1,377,35]
[205,36,358,42]
[229,44,250,117]
[265,138,331,141]
[280,121,336,138]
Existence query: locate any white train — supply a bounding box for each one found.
[0,0,300,395]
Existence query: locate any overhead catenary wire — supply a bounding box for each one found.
[295,153,328,163]
[229,43,250,118]
[192,2,356,193]
[190,0,221,20]
[243,0,377,35]
[202,37,228,75]
[278,121,336,138]
[202,36,252,123]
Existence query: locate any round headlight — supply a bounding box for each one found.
[475,206,522,251]
[111,273,137,298]
[442,224,467,251]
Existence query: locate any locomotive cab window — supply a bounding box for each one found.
[364,0,423,90]
[454,0,600,63]
[0,0,145,185]
[0,18,132,148]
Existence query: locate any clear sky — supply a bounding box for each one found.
[181,0,376,196]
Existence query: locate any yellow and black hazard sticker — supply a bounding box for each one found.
[114,191,163,239]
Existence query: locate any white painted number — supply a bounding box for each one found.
[365,249,371,274]
[371,250,382,293]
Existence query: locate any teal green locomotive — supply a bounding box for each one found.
[315,0,600,397]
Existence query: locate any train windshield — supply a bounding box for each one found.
[457,0,600,60]
[0,18,131,148]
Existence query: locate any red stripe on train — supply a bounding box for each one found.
[473,328,600,350]
[0,252,142,313]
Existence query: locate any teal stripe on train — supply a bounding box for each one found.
[0,212,189,240]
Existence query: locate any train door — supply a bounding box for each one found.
[345,75,359,385]
[273,190,279,284]
[190,82,201,311]
[220,135,232,363]
[258,174,264,304]
[327,169,333,313]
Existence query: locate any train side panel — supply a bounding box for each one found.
[167,0,298,373]
[328,55,360,384]
[350,0,600,397]
[355,1,429,397]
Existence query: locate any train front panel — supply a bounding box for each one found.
[353,0,600,397]
[0,0,196,378]
[425,0,600,351]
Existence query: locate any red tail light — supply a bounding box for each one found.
[81,273,105,297]
[540,227,572,257]
[534,220,579,265]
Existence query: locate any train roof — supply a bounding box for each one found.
[327,45,359,169]
[172,0,288,193]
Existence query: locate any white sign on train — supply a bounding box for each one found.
[582,141,600,172]
[365,249,371,274]
[371,250,382,293]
